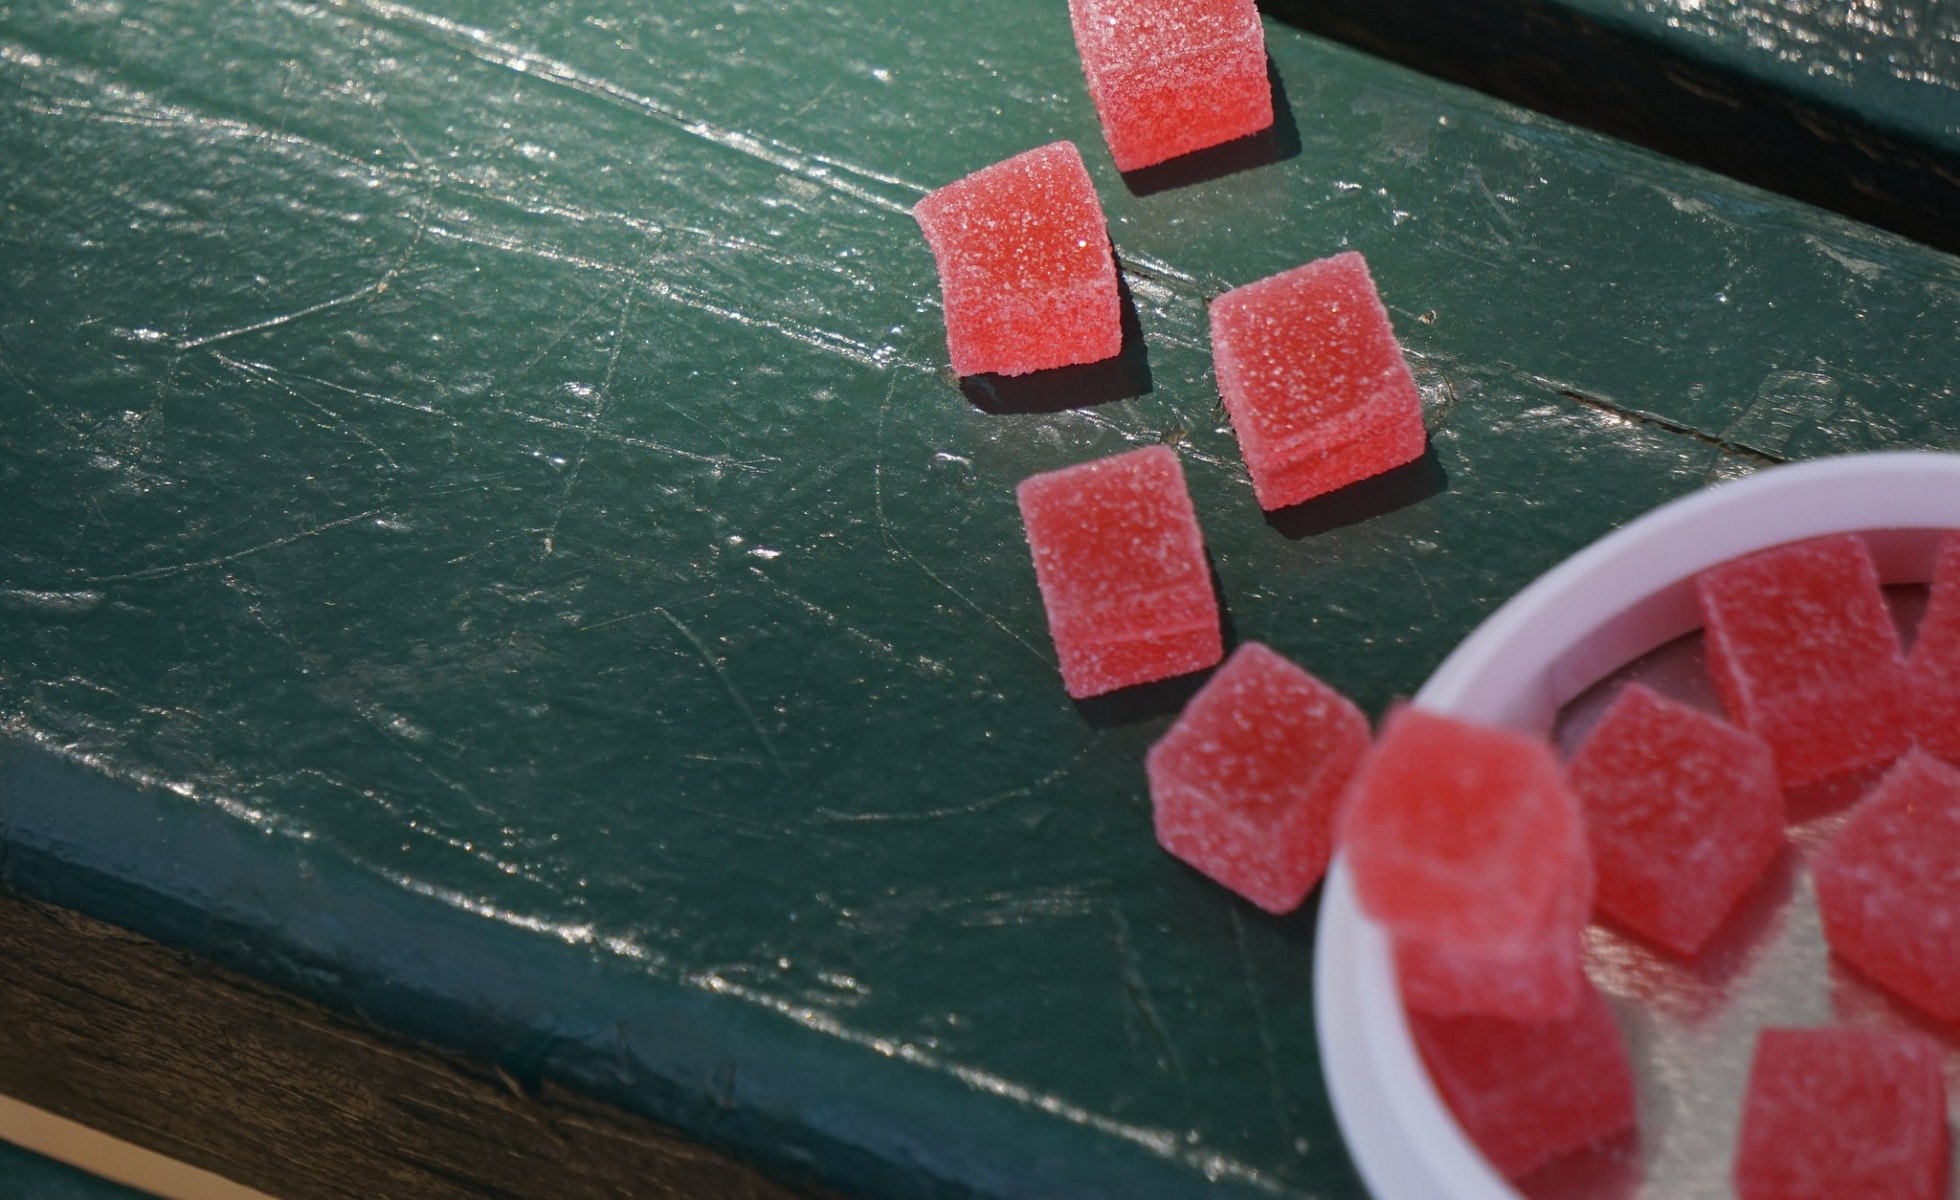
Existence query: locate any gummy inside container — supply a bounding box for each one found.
[1520,578,1960,1199]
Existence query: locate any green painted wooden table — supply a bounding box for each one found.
[2,1,1957,1197]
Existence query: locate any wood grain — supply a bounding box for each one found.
[0,889,816,1200]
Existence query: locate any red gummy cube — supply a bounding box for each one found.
[1909,533,1960,763]
[1017,446,1222,699]
[913,141,1121,377]
[1067,0,1273,172]
[1209,252,1426,511]
[1410,981,1637,1182]
[1568,684,1785,956]
[1342,708,1593,1019]
[1814,751,1960,1022]
[1697,533,1911,786]
[1392,860,1591,1021]
[1146,642,1369,913]
[1734,1027,1948,1200]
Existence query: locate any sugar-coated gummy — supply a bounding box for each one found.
[1392,857,1591,1020]
[1697,533,1911,786]
[1146,643,1368,913]
[1733,1027,1948,1200]
[1017,445,1222,699]
[1342,708,1588,943]
[913,142,1121,378]
[1067,0,1273,172]
[1209,252,1426,511]
[1342,708,1593,1020]
[1814,751,1960,1022]
[1410,981,1637,1182]
[1568,684,1785,956]
[1908,533,1960,763]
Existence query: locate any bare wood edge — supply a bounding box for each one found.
[0,888,821,1200]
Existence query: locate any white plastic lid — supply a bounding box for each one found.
[1314,451,1960,1199]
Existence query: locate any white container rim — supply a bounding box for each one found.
[1313,450,1960,1200]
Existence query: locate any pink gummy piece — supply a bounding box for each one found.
[1342,708,1593,1020]
[1909,533,1960,763]
[1568,684,1785,956]
[1017,445,1222,699]
[1392,858,1590,1021]
[1697,533,1911,787]
[1067,0,1273,171]
[913,141,1121,377]
[1209,252,1426,511]
[1814,750,1960,1022]
[1146,642,1369,913]
[1734,1027,1948,1200]
[1410,981,1637,1182]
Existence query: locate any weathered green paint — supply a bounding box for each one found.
[0,1142,148,1200]
[1262,0,1960,253]
[0,1,1955,1196]
[1561,0,1959,152]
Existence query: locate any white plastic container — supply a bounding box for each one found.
[1313,451,1960,1199]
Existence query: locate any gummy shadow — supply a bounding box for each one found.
[958,264,1153,414]
[1263,440,1448,540]
[1120,56,1301,198]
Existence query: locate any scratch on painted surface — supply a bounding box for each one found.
[543,284,636,556]
[176,184,433,351]
[1229,907,1299,1146]
[746,566,953,681]
[871,378,1049,663]
[210,352,457,422]
[1531,374,1788,465]
[1110,905,1190,1091]
[809,744,1090,824]
[84,509,390,584]
[326,0,925,215]
[652,606,787,779]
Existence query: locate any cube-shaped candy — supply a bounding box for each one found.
[1342,708,1593,1019]
[1814,751,1960,1022]
[1067,0,1274,172]
[1909,533,1960,763]
[1734,1027,1948,1200]
[913,141,1122,377]
[1697,534,1911,786]
[1209,252,1426,511]
[1410,982,1637,1182]
[1146,643,1369,913]
[1017,445,1222,699]
[1568,684,1785,956]
[1393,858,1591,1021]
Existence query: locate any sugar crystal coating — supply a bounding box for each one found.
[913,142,1121,377]
[1343,708,1593,1019]
[1908,533,1960,763]
[1209,252,1426,511]
[1146,643,1368,912]
[1017,445,1222,699]
[1733,1027,1948,1200]
[1697,533,1911,786]
[1392,857,1591,1020]
[1410,981,1637,1181]
[1568,684,1785,956]
[1068,0,1273,172]
[1814,750,1960,1022]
